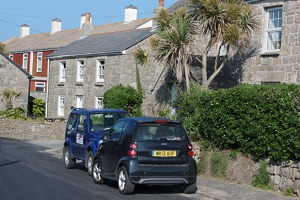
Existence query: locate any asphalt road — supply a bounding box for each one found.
[0,138,210,200]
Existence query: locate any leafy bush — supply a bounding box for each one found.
[174,84,300,161]
[32,98,45,117]
[4,107,27,120]
[252,161,270,189]
[103,84,143,116]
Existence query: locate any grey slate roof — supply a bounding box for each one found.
[4,18,151,53]
[167,0,189,13]
[47,28,153,59]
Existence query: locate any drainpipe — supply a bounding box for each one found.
[45,58,50,119]
[27,76,33,117]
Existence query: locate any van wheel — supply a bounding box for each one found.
[179,182,197,194]
[118,166,135,194]
[87,151,94,176]
[63,146,75,169]
[92,159,104,184]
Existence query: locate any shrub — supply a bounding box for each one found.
[252,161,270,189]
[103,84,143,116]
[4,107,27,120]
[32,98,45,117]
[174,84,300,161]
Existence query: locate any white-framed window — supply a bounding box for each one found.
[36,52,42,72]
[95,97,103,109]
[35,82,45,92]
[23,53,28,70]
[96,60,105,83]
[265,7,282,52]
[59,61,66,83]
[77,60,84,82]
[9,55,13,60]
[76,95,83,108]
[58,96,65,116]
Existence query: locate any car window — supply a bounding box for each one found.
[134,123,186,141]
[109,121,128,140]
[77,114,87,133]
[66,113,77,130]
[90,112,128,132]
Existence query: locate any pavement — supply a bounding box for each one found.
[27,140,298,200]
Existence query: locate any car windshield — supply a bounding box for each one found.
[133,123,186,141]
[90,112,128,132]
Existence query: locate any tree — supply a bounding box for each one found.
[189,0,258,89]
[1,88,19,110]
[151,8,195,92]
[0,42,7,53]
[103,85,143,116]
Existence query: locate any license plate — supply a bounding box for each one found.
[152,150,177,157]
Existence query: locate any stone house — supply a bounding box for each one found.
[3,6,152,101]
[46,28,175,119]
[169,0,300,86]
[242,0,300,85]
[0,51,32,112]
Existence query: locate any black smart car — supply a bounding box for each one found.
[92,117,197,194]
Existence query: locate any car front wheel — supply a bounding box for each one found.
[63,146,75,169]
[118,166,135,195]
[87,151,94,176]
[92,159,104,184]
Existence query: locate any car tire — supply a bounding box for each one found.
[92,159,104,184]
[87,151,94,176]
[63,146,75,169]
[179,181,197,194]
[118,166,135,195]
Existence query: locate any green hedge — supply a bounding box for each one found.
[103,84,143,116]
[174,84,300,161]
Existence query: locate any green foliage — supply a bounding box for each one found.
[283,188,295,197]
[0,42,7,53]
[103,85,143,116]
[174,83,300,161]
[1,88,18,110]
[32,98,45,117]
[157,108,176,120]
[211,151,231,177]
[3,107,27,120]
[252,161,270,189]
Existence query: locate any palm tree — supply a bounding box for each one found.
[1,88,18,110]
[150,7,195,92]
[189,0,258,89]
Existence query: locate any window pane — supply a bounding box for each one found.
[267,31,282,50]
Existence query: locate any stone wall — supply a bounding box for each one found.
[0,118,65,141]
[242,0,300,84]
[268,161,300,196]
[0,52,30,111]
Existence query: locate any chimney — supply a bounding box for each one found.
[124,5,137,23]
[51,18,61,34]
[80,12,92,28]
[159,0,164,7]
[20,24,30,38]
[80,12,93,38]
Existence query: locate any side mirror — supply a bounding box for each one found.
[102,134,109,141]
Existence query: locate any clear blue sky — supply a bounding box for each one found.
[0,0,178,42]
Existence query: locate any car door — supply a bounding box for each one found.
[100,120,129,176]
[71,114,87,159]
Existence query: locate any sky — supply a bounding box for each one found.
[0,0,178,42]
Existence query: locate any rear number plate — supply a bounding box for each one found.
[152,150,177,157]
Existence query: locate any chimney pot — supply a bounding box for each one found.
[20,24,30,38]
[51,18,61,34]
[124,5,137,23]
[159,0,164,7]
[80,13,92,28]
